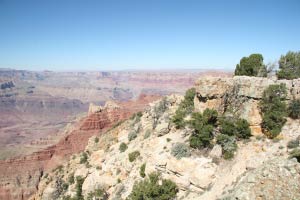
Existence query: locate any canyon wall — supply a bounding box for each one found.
[0,95,159,200]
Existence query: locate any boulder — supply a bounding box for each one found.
[209,145,222,159]
[155,121,170,136]
[166,157,216,190]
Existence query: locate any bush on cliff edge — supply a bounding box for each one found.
[260,84,287,139]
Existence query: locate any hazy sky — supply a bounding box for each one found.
[0,0,299,71]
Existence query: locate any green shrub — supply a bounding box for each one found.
[87,188,108,200]
[172,88,196,129]
[68,173,75,184]
[202,108,218,125]
[288,99,300,119]
[75,176,85,200]
[219,117,251,139]
[260,84,287,138]
[136,111,143,118]
[189,109,218,149]
[140,163,146,178]
[234,53,267,77]
[131,111,143,122]
[235,118,252,139]
[172,109,186,129]
[80,152,88,164]
[62,182,69,191]
[153,97,168,128]
[216,134,237,159]
[127,172,178,200]
[171,143,191,159]
[190,124,214,149]
[128,151,140,162]
[219,118,235,136]
[62,195,72,200]
[181,88,196,112]
[56,178,69,195]
[261,112,287,138]
[119,142,128,152]
[277,51,300,80]
[166,138,172,142]
[54,165,63,173]
[128,131,138,141]
[94,137,99,143]
[287,139,299,149]
[289,148,300,162]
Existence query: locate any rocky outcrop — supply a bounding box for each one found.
[29,85,300,200]
[194,76,300,135]
[81,108,130,130]
[222,158,300,200]
[30,94,217,200]
[88,103,103,115]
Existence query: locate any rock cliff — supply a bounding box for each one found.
[194,76,300,135]
[29,76,300,200]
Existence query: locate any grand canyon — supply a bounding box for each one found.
[0,68,230,199]
[1,1,299,200]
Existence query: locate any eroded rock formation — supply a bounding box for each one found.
[0,95,159,200]
[30,76,300,200]
[194,76,300,135]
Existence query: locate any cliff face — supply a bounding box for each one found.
[0,95,159,200]
[29,77,300,200]
[194,76,300,135]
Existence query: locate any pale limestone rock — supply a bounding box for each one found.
[155,121,170,136]
[164,173,191,190]
[88,103,103,115]
[82,171,115,196]
[209,145,222,159]
[194,76,300,135]
[223,158,300,200]
[104,100,120,110]
[89,149,105,166]
[74,166,89,178]
[41,185,58,200]
[166,157,216,190]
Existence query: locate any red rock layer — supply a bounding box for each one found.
[0,94,159,200]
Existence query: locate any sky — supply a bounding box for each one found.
[0,0,299,71]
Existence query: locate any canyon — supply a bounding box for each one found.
[29,76,300,200]
[0,69,230,159]
[0,69,231,199]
